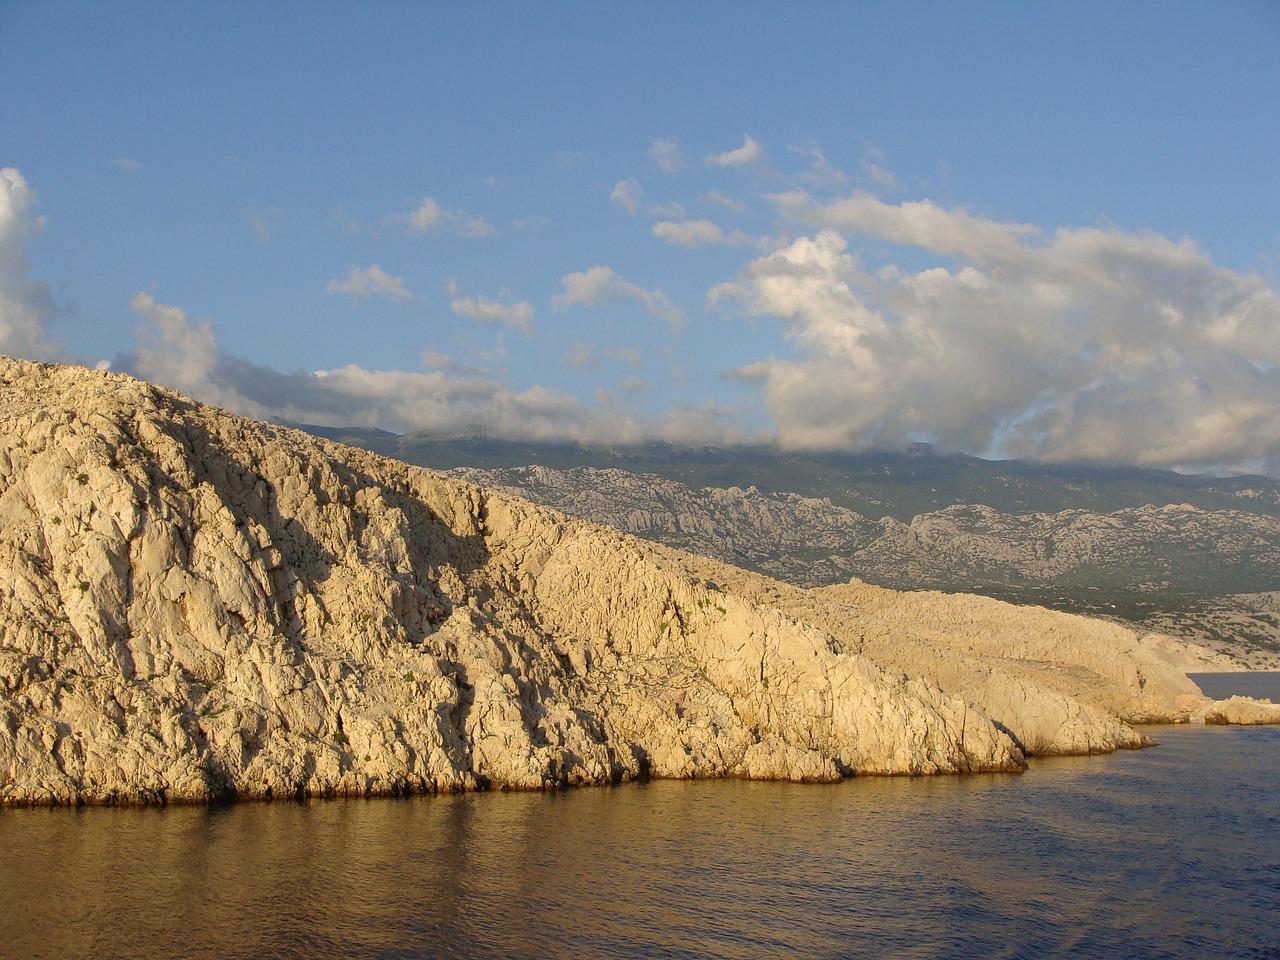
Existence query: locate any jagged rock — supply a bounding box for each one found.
[0,358,1263,807]
[1198,696,1280,725]
[449,463,1280,668]
[0,358,1027,804]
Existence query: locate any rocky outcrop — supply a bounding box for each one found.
[0,359,1259,806]
[450,464,1280,668]
[1197,696,1280,725]
[0,359,1025,805]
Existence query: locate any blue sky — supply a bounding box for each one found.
[3,2,1279,472]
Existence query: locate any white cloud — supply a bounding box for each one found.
[450,289,534,333]
[716,195,1280,468]
[789,142,846,186]
[552,265,684,330]
[400,196,494,237]
[118,292,627,441]
[247,205,282,242]
[605,346,643,368]
[610,178,642,215]
[0,168,61,361]
[772,189,1037,262]
[705,134,762,168]
[556,149,584,170]
[702,190,750,214]
[325,265,414,302]
[652,219,756,249]
[650,138,681,174]
[111,158,143,171]
[864,162,901,193]
[610,178,684,218]
[562,340,593,369]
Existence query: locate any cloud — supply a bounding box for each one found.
[650,138,681,174]
[552,265,684,330]
[450,288,534,333]
[610,178,643,215]
[400,197,494,237]
[702,190,750,214]
[715,195,1280,469]
[605,346,643,368]
[247,205,282,242]
[0,168,61,361]
[111,158,143,171]
[610,178,684,218]
[556,149,584,170]
[864,162,901,193]
[117,293,620,441]
[705,134,762,168]
[562,340,593,369]
[652,219,757,249]
[789,142,845,186]
[325,265,414,302]
[772,189,1037,262]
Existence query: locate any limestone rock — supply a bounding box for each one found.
[0,358,1024,805]
[1198,696,1280,725]
[3,358,1265,807]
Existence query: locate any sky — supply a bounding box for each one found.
[3,2,1280,474]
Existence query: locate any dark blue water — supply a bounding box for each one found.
[2,712,1278,958]
[1190,671,1280,702]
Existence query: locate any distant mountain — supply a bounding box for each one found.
[289,428,1280,667]
[288,428,1280,524]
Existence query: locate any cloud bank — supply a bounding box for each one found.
[0,168,61,361]
[715,191,1280,469]
[117,292,749,448]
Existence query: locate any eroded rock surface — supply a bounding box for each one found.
[0,359,1255,806]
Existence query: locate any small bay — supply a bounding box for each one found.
[2,722,1278,960]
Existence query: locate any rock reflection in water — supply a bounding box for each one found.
[2,724,1278,960]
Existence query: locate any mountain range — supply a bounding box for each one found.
[290,428,1280,668]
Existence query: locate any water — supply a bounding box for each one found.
[1190,672,1280,702]
[2,706,1278,958]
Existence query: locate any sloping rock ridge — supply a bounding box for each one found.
[448,464,1280,666]
[0,358,1245,806]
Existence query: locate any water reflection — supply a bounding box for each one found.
[2,725,1278,959]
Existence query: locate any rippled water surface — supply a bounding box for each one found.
[3,725,1278,959]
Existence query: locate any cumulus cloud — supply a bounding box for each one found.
[325,265,414,302]
[0,168,61,361]
[562,340,593,369]
[605,346,643,368]
[652,219,757,248]
[450,288,534,333]
[609,178,684,218]
[789,142,845,186]
[650,138,681,174]
[248,205,282,242]
[117,292,618,441]
[399,196,494,237]
[702,190,750,214]
[552,266,684,330]
[705,134,762,168]
[716,194,1280,469]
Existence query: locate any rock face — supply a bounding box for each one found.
[0,359,1246,806]
[449,464,1280,668]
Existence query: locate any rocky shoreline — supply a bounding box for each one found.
[1,358,1275,806]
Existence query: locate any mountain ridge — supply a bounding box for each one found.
[1,359,1268,805]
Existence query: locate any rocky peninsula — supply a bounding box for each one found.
[1,358,1273,805]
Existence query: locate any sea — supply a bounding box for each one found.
[1,674,1277,960]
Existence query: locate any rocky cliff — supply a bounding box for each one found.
[0,359,1257,806]
[448,464,1280,667]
